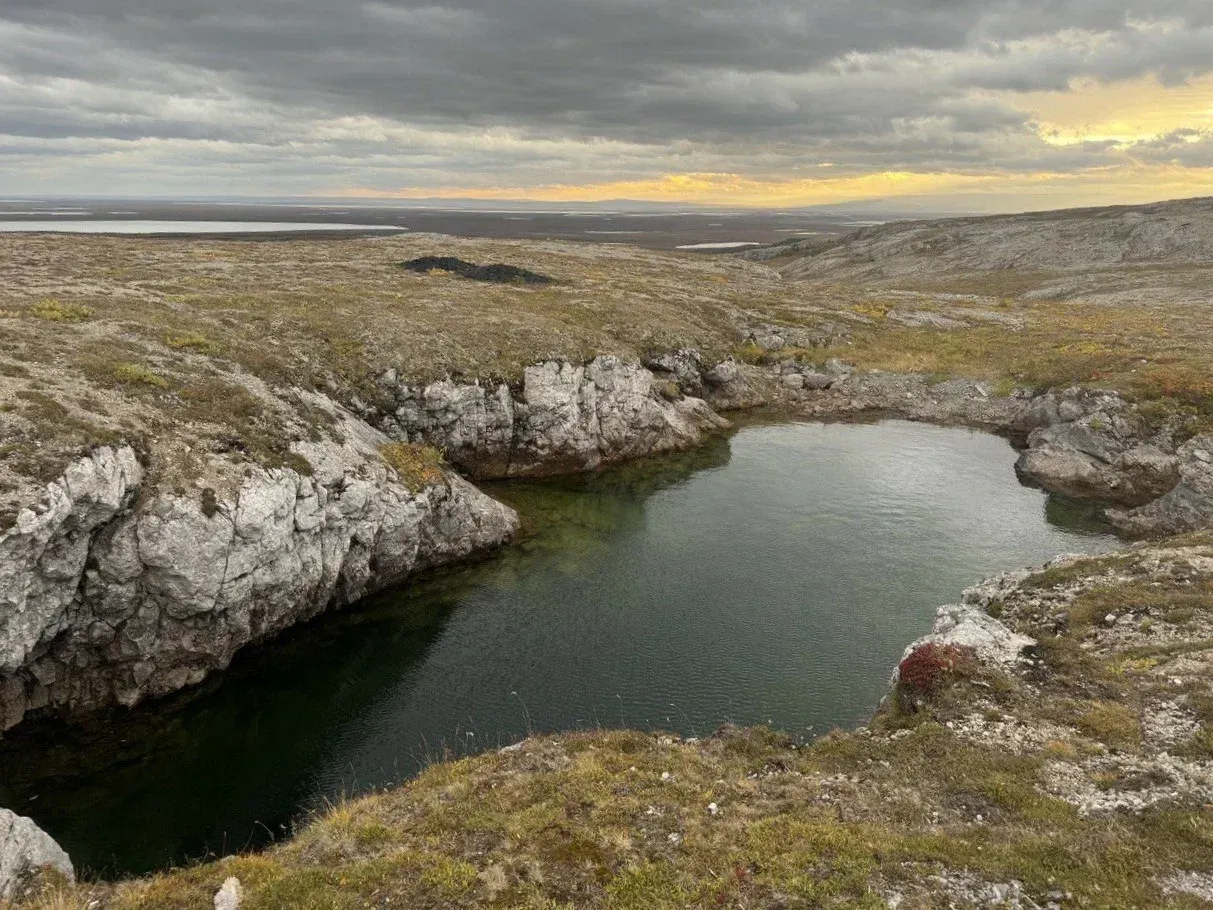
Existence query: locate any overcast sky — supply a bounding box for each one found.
[2,1,1213,208]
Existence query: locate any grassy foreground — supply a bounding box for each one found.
[17,535,1213,909]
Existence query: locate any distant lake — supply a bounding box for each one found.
[0,221,406,234]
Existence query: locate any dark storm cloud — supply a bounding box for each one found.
[2,0,1212,195]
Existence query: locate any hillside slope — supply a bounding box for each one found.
[752,195,1213,293]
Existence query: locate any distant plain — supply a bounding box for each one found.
[0,197,896,248]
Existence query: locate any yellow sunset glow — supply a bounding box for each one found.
[1008,73,1213,146]
[340,162,1213,209]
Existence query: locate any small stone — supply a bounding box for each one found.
[708,802,719,816]
[214,877,243,910]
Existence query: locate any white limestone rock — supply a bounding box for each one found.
[391,355,729,478]
[0,404,518,732]
[0,809,73,900]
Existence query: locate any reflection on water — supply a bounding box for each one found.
[0,421,1115,876]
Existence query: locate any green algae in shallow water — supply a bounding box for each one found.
[0,420,1115,876]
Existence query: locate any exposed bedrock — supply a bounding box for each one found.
[383,355,731,478]
[0,413,518,733]
[1012,388,1182,505]
[1108,436,1213,536]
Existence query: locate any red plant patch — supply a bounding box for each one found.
[898,642,976,695]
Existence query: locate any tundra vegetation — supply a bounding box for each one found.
[7,199,1213,907]
[20,538,1213,908]
[4,222,1213,525]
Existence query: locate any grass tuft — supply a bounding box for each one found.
[379,443,446,491]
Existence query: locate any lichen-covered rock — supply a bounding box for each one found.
[0,809,73,900]
[702,360,767,410]
[0,405,518,732]
[389,356,730,478]
[1109,436,1213,535]
[645,349,707,397]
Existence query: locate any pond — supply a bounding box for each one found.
[0,420,1115,876]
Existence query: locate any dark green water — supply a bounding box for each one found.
[0,420,1114,876]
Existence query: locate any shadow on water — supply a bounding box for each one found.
[0,422,1114,876]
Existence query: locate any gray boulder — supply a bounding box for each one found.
[703,360,767,410]
[0,809,73,900]
[1013,389,1180,505]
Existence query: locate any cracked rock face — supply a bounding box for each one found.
[1108,436,1213,535]
[386,355,730,478]
[0,410,517,732]
[0,809,73,901]
[1013,388,1181,505]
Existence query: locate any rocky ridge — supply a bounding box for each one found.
[746,195,1213,283]
[381,355,731,478]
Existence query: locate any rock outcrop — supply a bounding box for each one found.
[0,406,517,732]
[0,809,73,901]
[1108,436,1213,535]
[1012,388,1181,504]
[384,355,730,478]
[900,602,1037,671]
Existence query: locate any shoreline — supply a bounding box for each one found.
[10,522,1212,906]
[4,352,1208,737]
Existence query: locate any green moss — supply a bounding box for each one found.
[111,362,171,389]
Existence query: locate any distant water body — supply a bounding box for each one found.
[0,220,406,234]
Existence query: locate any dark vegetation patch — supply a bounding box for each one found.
[399,256,554,285]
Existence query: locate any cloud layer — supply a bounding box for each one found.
[3,1,1213,206]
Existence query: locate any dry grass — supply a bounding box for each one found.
[379,443,446,491]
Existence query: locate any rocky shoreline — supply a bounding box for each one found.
[5,346,1213,900]
[11,529,1213,906]
[5,348,1213,738]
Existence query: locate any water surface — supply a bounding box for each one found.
[0,420,1114,875]
[0,221,405,234]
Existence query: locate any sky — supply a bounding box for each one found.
[2,1,1213,210]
